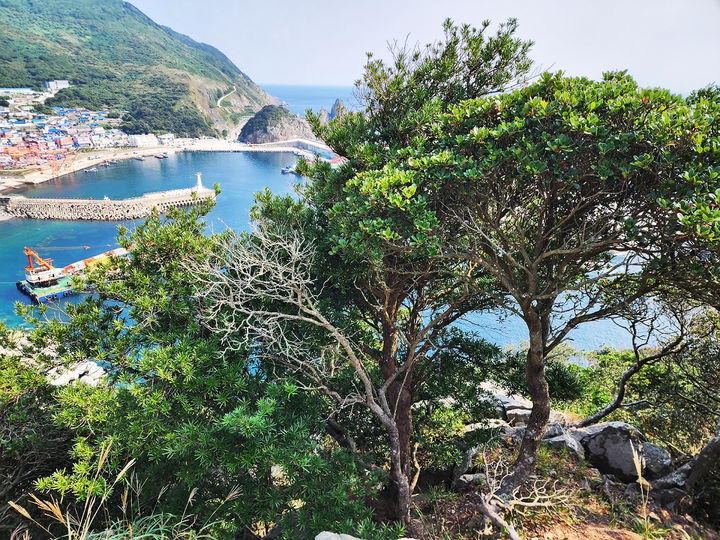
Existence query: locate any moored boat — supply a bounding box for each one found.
[17,246,130,303]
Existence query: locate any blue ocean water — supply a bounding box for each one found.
[0,151,297,326]
[262,84,357,116]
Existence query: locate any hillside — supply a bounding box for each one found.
[0,0,277,137]
[238,105,317,143]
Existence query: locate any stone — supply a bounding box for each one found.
[506,408,531,426]
[642,442,673,480]
[329,98,346,119]
[238,105,318,144]
[455,473,486,490]
[543,433,586,460]
[315,533,363,540]
[572,422,645,482]
[317,108,330,125]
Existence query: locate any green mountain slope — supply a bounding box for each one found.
[0,0,276,136]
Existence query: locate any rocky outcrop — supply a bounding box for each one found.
[317,108,330,125]
[1,333,105,386]
[330,98,347,119]
[238,105,318,144]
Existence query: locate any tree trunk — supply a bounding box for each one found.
[388,378,413,479]
[498,312,551,498]
[379,420,412,526]
[377,379,414,524]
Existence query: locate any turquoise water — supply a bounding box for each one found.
[0,151,297,326]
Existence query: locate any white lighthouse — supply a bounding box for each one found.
[195,172,203,189]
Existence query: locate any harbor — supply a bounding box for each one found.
[0,172,215,221]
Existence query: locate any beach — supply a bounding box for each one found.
[0,138,325,193]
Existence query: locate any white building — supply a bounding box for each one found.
[157,133,175,145]
[128,134,159,147]
[44,80,71,91]
[0,88,35,96]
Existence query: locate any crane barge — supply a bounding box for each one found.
[17,246,130,303]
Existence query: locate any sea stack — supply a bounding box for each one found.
[330,98,346,119]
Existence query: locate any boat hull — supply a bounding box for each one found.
[17,275,77,303]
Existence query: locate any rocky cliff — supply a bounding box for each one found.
[238,105,318,144]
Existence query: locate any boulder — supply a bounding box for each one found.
[506,408,531,426]
[455,472,487,490]
[642,442,673,480]
[543,433,586,460]
[571,422,645,482]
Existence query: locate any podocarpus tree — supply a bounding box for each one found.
[394,72,720,497]
[242,20,534,526]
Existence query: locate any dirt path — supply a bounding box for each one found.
[217,85,237,107]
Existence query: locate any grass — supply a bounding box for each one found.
[9,440,240,540]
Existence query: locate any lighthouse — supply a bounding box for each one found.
[195,172,203,189]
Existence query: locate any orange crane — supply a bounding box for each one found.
[24,246,54,272]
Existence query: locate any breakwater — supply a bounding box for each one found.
[0,184,215,221]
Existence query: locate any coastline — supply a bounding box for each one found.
[0,138,323,194]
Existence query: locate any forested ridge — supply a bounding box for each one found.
[0,0,274,136]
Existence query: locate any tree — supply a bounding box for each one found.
[19,204,376,538]
[244,19,534,526]
[392,72,720,497]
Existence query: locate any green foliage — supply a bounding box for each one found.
[0,340,72,535]
[493,348,587,402]
[21,205,377,538]
[0,0,270,135]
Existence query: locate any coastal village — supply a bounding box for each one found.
[1,83,343,192]
[0,83,177,185]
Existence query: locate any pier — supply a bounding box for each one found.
[0,174,215,221]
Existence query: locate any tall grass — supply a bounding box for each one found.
[9,440,240,539]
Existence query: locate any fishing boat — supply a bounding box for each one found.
[134,156,145,161]
[281,165,296,174]
[16,246,130,303]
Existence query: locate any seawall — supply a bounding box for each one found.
[0,186,215,221]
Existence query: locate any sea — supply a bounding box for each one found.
[0,85,632,351]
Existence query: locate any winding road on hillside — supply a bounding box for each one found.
[217,85,237,107]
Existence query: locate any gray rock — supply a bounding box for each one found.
[315,533,363,540]
[455,473,486,490]
[506,408,531,426]
[542,422,566,439]
[573,421,645,482]
[329,98,346,119]
[642,442,673,480]
[543,433,585,460]
[238,105,318,144]
[317,108,330,125]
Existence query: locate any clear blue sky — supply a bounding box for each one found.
[129,0,720,93]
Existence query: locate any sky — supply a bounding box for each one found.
[128,0,720,94]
